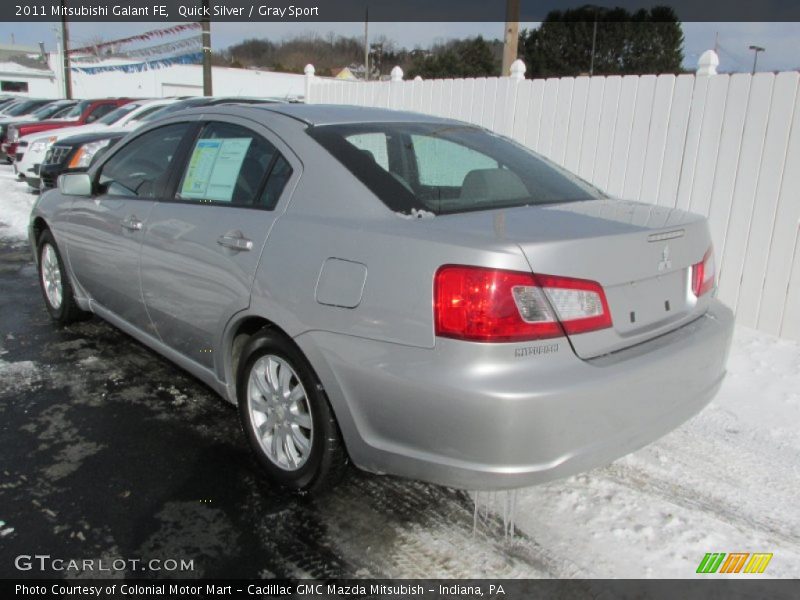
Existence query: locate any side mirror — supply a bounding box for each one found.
[85,114,97,123]
[58,172,92,196]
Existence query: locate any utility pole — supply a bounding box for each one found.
[501,0,520,76]
[748,45,765,75]
[61,0,72,99]
[201,0,212,95]
[363,6,369,81]
[589,17,598,75]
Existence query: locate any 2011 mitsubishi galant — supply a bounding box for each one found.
[29,104,734,494]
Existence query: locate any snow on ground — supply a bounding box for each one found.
[0,164,36,241]
[483,326,800,578]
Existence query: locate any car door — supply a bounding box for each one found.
[139,117,296,371]
[63,122,196,332]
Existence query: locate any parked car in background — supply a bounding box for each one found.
[29,104,734,495]
[38,130,127,191]
[0,96,22,111]
[0,99,74,124]
[0,99,65,160]
[16,99,176,189]
[3,98,131,162]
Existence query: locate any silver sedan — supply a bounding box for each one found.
[29,104,733,494]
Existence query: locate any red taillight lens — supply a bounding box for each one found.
[434,265,612,342]
[691,247,715,297]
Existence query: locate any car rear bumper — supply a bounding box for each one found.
[296,298,734,489]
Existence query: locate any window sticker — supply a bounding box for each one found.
[180,137,252,202]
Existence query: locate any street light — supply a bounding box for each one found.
[749,45,765,75]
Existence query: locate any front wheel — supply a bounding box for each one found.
[237,329,348,494]
[37,230,88,324]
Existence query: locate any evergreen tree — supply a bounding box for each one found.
[520,5,684,78]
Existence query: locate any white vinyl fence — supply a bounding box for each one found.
[304,55,800,342]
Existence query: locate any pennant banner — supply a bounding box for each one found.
[67,23,201,55]
[70,36,202,62]
[70,51,203,74]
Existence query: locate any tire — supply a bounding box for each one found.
[237,328,348,495]
[37,229,88,324]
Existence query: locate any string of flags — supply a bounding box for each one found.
[70,36,202,63]
[70,52,204,74]
[67,23,202,55]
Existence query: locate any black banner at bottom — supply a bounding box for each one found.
[4,579,800,600]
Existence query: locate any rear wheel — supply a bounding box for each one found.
[37,230,87,324]
[237,329,348,494]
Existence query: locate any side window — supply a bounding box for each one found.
[177,122,276,206]
[411,134,497,187]
[98,123,191,198]
[344,132,389,171]
[258,155,293,209]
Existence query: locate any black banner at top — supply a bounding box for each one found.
[4,0,800,22]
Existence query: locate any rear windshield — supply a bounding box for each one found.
[31,102,70,120]
[307,122,603,215]
[4,100,41,116]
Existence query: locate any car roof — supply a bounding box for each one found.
[251,103,457,127]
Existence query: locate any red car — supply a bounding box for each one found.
[3,98,131,161]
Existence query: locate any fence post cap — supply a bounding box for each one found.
[413,75,423,81]
[304,64,315,76]
[697,50,719,75]
[510,58,526,80]
[390,66,404,81]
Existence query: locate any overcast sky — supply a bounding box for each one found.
[0,21,797,73]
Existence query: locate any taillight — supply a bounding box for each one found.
[434,265,612,342]
[691,247,715,297]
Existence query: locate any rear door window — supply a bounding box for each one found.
[258,155,292,209]
[176,121,292,209]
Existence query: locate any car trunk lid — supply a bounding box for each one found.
[431,199,713,359]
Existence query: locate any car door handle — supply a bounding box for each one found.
[121,216,143,231]
[217,234,253,251]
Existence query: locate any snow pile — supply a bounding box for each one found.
[0,165,35,241]
[480,326,800,578]
[398,208,436,219]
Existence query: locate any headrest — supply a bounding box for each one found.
[460,168,528,202]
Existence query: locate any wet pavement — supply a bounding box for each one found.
[0,240,559,580]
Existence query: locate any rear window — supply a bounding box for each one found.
[307,123,603,215]
[31,102,69,120]
[4,100,40,116]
